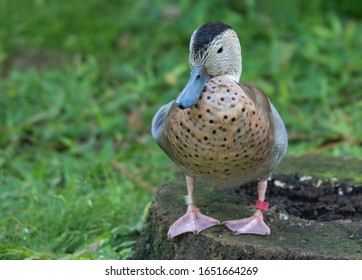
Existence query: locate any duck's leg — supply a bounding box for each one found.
[168,175,220,239]
[223,179,270,235]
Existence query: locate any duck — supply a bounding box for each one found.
[152,21,287,239]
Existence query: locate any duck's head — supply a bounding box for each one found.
[176,21,242,109]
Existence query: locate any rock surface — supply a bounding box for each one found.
[134,155,362,259]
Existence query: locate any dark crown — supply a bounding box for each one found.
[192,21,232,54]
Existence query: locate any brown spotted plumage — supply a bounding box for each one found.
[164,77,274,187]
[152,22,287,239]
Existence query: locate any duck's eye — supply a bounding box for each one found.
[196,75,201,79]
[217,47,223,53]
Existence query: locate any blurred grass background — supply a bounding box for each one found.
[0,0,361,259]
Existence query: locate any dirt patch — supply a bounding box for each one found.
[237,175,362,221]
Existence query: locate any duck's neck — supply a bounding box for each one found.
[227,57,242,83]
[225,70,241,83]
[224,65,241,83]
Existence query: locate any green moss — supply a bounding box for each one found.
[277,155,362,183]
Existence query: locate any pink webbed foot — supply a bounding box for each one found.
[168,204,220,239]
[223,210,270,235]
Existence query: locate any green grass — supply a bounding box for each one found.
[0,0,361,259]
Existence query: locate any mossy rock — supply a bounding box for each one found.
[134,155,362,259]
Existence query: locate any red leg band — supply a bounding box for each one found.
[255,200,269,211]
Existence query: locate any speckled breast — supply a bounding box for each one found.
[165,76,272,187]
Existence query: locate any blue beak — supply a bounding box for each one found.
[175,66,210,109]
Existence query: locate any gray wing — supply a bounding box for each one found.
[268,102,288,169]
[151,100,174,146]
[240,82,288,176]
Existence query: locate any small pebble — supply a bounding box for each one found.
[299,175,312,182]
[315,179,323,188]
[338,188,343,196]
[331,177,338,186]
[279,213,289,221]
[274,180,285,188]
